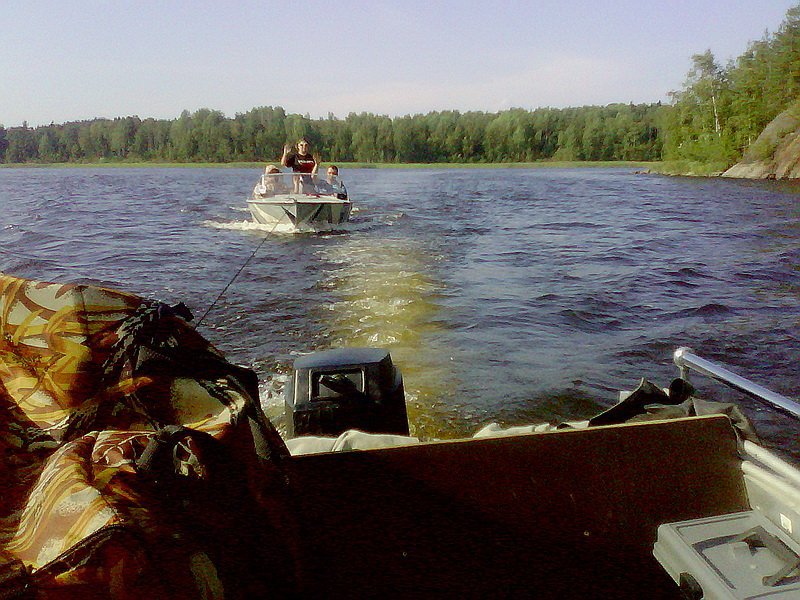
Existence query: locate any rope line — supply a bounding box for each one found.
[194,221,281,329]
[0,223,281,331]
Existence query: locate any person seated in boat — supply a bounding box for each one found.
[282,138,319,193]
[314,165,341,195]
[263,164,288,195]
[253,165,286,197]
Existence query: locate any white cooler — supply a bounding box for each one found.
[654,510,800,599]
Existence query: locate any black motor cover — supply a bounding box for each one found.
[284,348,409,438]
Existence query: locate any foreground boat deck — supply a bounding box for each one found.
[285,415,745,598]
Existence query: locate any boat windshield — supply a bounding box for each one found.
[252,171,348,199]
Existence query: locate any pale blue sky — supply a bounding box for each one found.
[1,1,797,127]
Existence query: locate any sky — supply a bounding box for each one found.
[1,0,798,127]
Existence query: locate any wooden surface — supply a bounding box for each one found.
[284,416,748,598]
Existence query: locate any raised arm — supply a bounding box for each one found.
[281,144,292,168]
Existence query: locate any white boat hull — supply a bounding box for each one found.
[247,195,352,228]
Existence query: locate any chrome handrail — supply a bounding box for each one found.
[673,347,800,421]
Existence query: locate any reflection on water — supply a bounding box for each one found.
[313,237,460,438]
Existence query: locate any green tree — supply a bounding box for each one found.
[663,50,736,163]
[193,109,231,161]
[109,117,139,158]
[37,128,60,162]
[58,123,83,160]
[132,118,169,159]
[393,115,427,162]
[169,110,197,161]
[5,125,38,162]
[348,113,382,162]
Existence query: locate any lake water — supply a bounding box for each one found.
[1,166,798,454]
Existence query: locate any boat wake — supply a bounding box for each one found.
[203,208,404,235]
[308,237,468,439]
[205,219,323,234]
[258,370,291,435]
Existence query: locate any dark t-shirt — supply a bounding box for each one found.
[285,152,316,173]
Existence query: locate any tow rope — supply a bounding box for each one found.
[195,219,281,329]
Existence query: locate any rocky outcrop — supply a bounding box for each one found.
[723,102,800,179]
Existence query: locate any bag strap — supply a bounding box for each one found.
[69,299,290,465]
[134,425,192,483]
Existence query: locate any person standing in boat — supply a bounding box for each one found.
[282,137,319,193]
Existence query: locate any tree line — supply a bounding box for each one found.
[2,3,799,167]
[662,4,800,164]
[0,103,663,165]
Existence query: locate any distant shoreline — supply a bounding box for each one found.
[0,160,659,170]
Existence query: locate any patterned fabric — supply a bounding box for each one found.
[0,273,291,598]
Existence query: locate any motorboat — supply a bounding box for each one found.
[247,170,352,229]
[2,271,800,598]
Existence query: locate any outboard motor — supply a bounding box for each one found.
[284,348,408,438]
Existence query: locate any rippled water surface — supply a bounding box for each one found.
[1,166,798,452]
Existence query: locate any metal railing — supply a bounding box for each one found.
[673,347,800,421]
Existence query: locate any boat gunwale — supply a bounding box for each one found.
[247,195,351,206]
